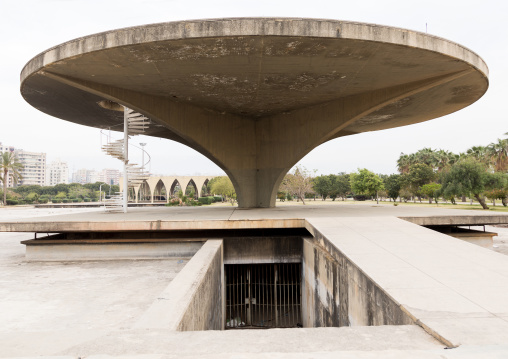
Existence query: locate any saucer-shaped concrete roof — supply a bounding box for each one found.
[20,18,488,207]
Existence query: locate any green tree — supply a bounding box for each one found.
[350,168,384,203]
[55,191,67,200]
[333,173,351,201]
[210,176,236,205]
[420,182,442,204]
[483,172,508,206]
[0,152,24,206]
[68,184,91,199]
[440,159,491,209]
[25,192,39,204]
[384,174,402,201]
[313,175,332,200]
[401,163,435,202]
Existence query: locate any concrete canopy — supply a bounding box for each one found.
[20,18,488,208]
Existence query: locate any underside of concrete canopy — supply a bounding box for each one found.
[20,18,489,208]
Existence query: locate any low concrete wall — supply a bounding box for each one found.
[301,238,342,327]
[135,239,224,331]
[302,234,414,327]
[224,236,302,264]
[25,242,203,261]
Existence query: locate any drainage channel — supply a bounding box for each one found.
[225,263,301,329]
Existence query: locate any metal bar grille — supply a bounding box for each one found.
[225,263,301,329]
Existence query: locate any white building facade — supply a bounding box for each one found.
[97,168,120,185]
[16,150,46,186]
[46,160,69,186]
[1,143,46,187]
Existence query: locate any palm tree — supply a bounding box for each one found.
[0,152,23,206]
[487,138,508,172]
[397,153,411,174]
[466,145,490,166]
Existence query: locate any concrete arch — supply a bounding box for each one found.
[122,175,215,203]
[153,179,167,203]
[201,178,210,197]
[137,181,151,202]
[170,179,182,197]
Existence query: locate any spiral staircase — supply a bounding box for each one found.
[101,108,151,212]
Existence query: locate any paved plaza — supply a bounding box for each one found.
[1,204,508,357]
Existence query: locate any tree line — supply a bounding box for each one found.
[2,135,506,208]
[0,182,120,205]
[281,135,508,209]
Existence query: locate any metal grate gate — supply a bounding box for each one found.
[225,263,301,329]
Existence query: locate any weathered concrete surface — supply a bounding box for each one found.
[223,236,302,264]
[302,237,413,328]
[1,203,508,233]
[2,207,508,357]
[302,237,342,327]
[306,216,508,348]
[20,18,488,208]
[402,215,508,226]
[430,226,496,249]
[135,240,223,331]
[0,233,189,357]
[24,241,203,261]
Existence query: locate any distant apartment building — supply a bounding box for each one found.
[16,150,46,186]
[72,169,94,184]
[0,143,46,187]
[97,168,120,185]
[71,168,120,185]
[46,159,69,186]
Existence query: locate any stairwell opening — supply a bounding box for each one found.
[225,263,302,329]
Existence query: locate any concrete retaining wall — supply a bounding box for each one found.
[302,236,414,327]
[135,239,224,331]
[301,238,343,327]
[224,236,302,264]
[25,241,203,261]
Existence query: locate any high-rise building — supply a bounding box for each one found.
[71,169,101,184]
[16,150,46,186]
[0,143,46,187]
[97,168,120,185]
[46,159,69,186]
[71,169,89,184]
[71,168,120,185]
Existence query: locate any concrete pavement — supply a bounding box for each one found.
[1,205,508,357]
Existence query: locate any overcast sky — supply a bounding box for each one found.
[1,0,507,176]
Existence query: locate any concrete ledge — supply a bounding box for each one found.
[135,239,224,331]
[402,215,508,226]
[0,219,305,232]
[25,242,203,261]
[305,217,508,347]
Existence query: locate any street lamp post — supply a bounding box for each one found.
[139,143,147,171]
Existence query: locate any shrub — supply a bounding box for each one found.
[38,195,50,204]
[6,199,18,205]
[213,196,222,202]
[84,198,90,202]
[200,197,216,205]
[187,199,201,206]
[353,194,369,201]
[72,199,79,203]
[166,198,180,206]
[62,199,69,203]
